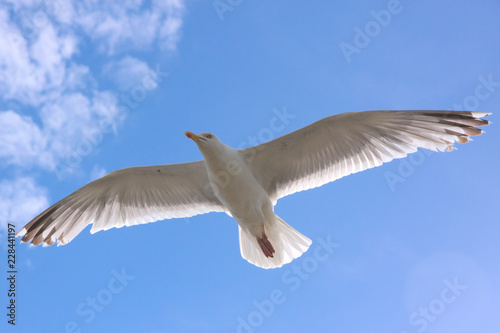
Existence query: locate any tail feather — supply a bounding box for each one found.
[239,215,311,269]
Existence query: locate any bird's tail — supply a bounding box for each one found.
[238,215,312,269]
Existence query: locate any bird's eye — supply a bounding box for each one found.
[206,134,213,139]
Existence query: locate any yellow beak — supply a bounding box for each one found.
[185,131,205,142]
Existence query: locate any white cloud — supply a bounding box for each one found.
[0,14,82,107]
[0,177,49,233]
[30,24,65,85]
[0,110,46,167]
[41,90,120,169]
[1,2,175,173]
[64,63,91,91]
[1,0,185,106]
[104,56,156,91]
[70,0,185,55]
[0,90,119,171]
[1,0,42,11]
[0,8,44,106]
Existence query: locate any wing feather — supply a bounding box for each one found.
[244,110,490,202]
[16,161,224,246]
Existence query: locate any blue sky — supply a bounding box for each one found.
[1,0,500,332]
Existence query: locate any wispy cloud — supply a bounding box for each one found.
[73,0,184,54]
[0,177,49,232]
[0,92,119,171]
[104,56,157,91]
[0,110,46,167]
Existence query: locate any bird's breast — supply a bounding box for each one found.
[206,156,267,215]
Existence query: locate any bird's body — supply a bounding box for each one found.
[188,133,311,267]
[17,110,491,269]
[203,143,258,221]
[206,146,270,238]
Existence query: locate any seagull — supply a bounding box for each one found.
[16,110,490,268]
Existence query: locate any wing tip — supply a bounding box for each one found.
[15,228,27,238]
[470,111,492,118]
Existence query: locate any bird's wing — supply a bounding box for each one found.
[243,110,490,202]
[16,161,225,246]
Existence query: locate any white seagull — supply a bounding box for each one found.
[16,110,490,268]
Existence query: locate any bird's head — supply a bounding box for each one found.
[185,131,224,157]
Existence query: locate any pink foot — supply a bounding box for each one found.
[258,234,275,258]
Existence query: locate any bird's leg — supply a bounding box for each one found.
[257,232,275,258]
